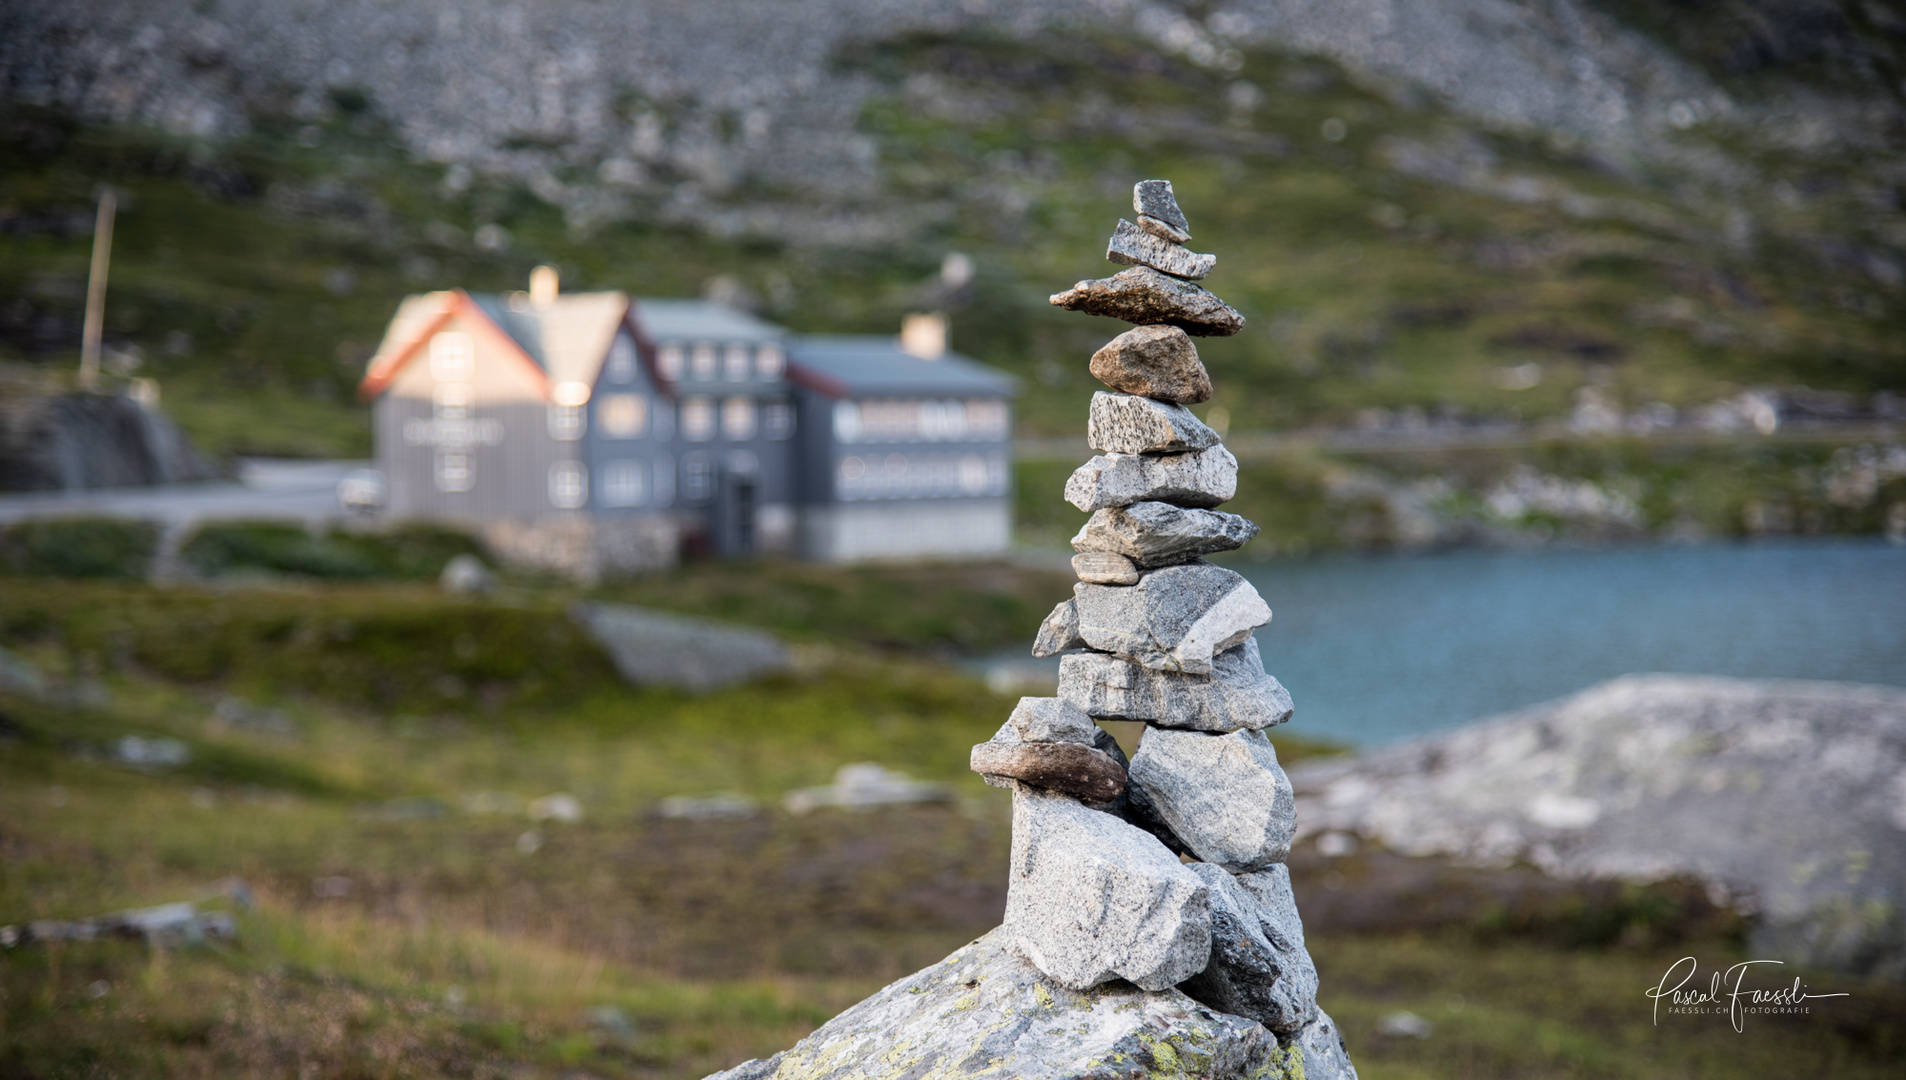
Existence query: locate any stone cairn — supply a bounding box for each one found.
[969,180,1356,1076]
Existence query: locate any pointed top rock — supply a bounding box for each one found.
[1134,180,1190,235]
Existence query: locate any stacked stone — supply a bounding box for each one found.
[969,181,1355,1078]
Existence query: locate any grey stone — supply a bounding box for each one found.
[1089,324,1211,404]
[1071,550,1138,584]
[1180,863,1319,1034]
[1288,674,1906,979]
[1131,727,1297,871]
[571,602,787,693]
[1005,785,1212,991]
[971,732,1127,803]
[1073,501,1261,568]
[702,926,1298,1080]
[782,763,953,813]
[1049,265,1246,337]
[1286,1007,1360,1080]
[1073,563,1271,675]
[1065,446,1239,512]
[1087,391,1221,455]
[1107,219,1215,280]
[1134,179,1191,235]
[1029,598,1086,657]
[1009,696,1099,744]
[439,553,495,594]
[1138,213,1191,244]
[1060,637,1295,732]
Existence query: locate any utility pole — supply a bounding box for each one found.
[79,187,116,390]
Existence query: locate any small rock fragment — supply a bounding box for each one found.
[971,737,1128,803]
[1134,179,1191,236]
[1107,220,1216,280]
[1050,266,1245,337]
[1088,391,1221,455]
[1180,863,1319,1034]
[1059,637,1294,732]
[1065,446,1238,511]
[1073,563,1271,675]
[1009,696,1100,744]
[1072,551,1139,585]
[1089,325,1211,404]
[1073,502,1261,568]
[1006,786,1212,991]
[1138,214,1191,244]
[1129,727,1296,871]
[1031,598,1087,657]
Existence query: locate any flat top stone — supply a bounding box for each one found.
[1089,324,1211,404]
[1050,266,1245,338]
[1009,696,1099,743]
[1134,179,1190,234]
[1087,391,1221,455]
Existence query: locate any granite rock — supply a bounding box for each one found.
[1005,786,1212,991]
[1180,863,1320,1034]
[1073,563,1271,675]
[1089,324,1211,404]
[1138,213,1191,244]
[1130,726,1297,871]
[1134,179,1191,236]
[1286,1008,1360,1080]
[1087,391,1222,455]
[1107,219,1216,280]
[1065,446,1238,512]
[1009,696,1099,744]
[1060,637,1295,732]
[702,926,1300,1080]
[1071,550,1139,584]
[971,736,1127,803]
[1030,598,1086,657]
[1049,266,1245,337]
[1073,502,1261,568]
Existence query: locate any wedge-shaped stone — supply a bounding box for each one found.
[1073,502,1261,568]
[1050,265,1245,337]
[1059,637,1294,732]
[1072,550,1138,584]
[1009,696,1099,744]
[1030,598,1086,657]
[1073,563,1271,675]
[1138,213,1191,244]
[1179,863,1319,1034]
[971,734,1127,803]
[1129,726,1297,871]
[1088,391,1221,455]
[1286,1007,1360,1080]
[1107,219,1215,280]
[1005,786,1212,991]
[1134,179,1191,236]
[1089,324,1211,403]
[1065,446,1238,512]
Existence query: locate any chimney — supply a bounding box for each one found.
[899,312,947,360]
[529,265,559,308]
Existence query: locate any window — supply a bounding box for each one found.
[548,461,588,508]
[755,344,784,380]
[548,403,586,440]
[833,401,861,444]
[762,398,794,440]
[436,452,473,493]
[966,399,1009,441]
[721,396,757,440]
[606,337,637,383]
[598,393,647,438]
[599,460,646,507]
[657,343,685,380]
[653,453,675,507]
[433,382,471,420]
[691,343,718,380]
[681,396,715,441]
[429,332,472,381]
[723,344,750,382]
[682,456,714,502]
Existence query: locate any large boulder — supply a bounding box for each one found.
[1290,675,1906,979]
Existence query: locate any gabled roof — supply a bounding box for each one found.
[787,335,1019,399]
[632,298,787,344]
[359,290,632,401]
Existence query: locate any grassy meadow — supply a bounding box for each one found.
[4,568,1903,1079]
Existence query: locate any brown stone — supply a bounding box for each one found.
[970,739,1129,803]
[1089,325,1212,403]
[1049,266,1244,337]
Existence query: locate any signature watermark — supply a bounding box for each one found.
[1646,957,1849,1032]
